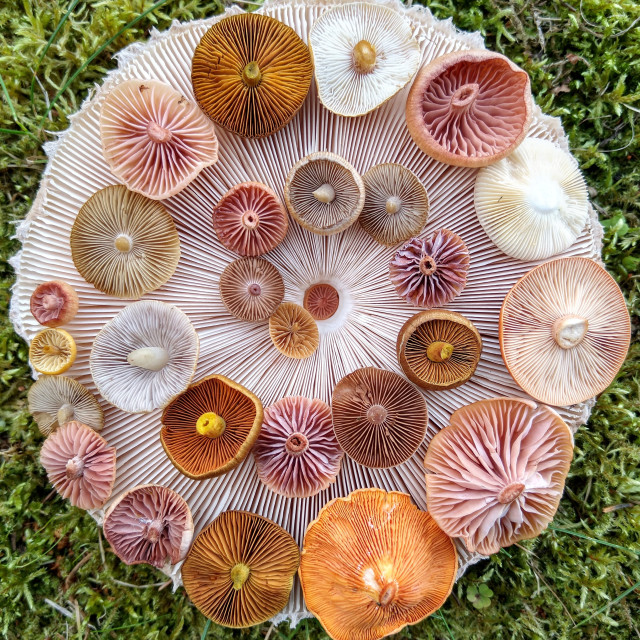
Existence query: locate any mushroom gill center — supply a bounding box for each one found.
[42,293,63,311]
[385,196,402,215]
[367,404,388,425]
[127,347,170,371]
[65,455,84,479]
[114,234,133,253]
[426,341,454,363]
[525,176,565,215]
[451,82,480,110]
[57,403,75,425]
[352,40,376,74]
[230,563,251,590]
[285,432,309,456]
[313,183,335,204]
[241,210,260,230]
[143,518,165,544]
[497,482,526,504]
[419,255,437,277]
[378,581,399,607]
[242,61,262,87]
[248,283,262,296]
[196,412,226,438]
[552,315,589,349]
[42,344,62,356]
[146,121,173,144]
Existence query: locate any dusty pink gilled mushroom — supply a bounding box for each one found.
[40,421,116,510]
[103,484,194,568]
[30,281,79,327]
[253,396,344,498]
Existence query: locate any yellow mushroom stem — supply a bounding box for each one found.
[230,563,251,590]
[146,121,173,143]
[196,412,226,438]
[57,403,75,425]
[114,234,133,253]
[385,196,402,215]
[552,315,589,349]
[242,61,262,87]
[312,183,335,204]
[352,40,376,74]
[42,344,62,356]
[426,341,454,363]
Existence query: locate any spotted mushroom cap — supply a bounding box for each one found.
[40,421,116,510]
[299,489,458,640]
[331,367,428,468]
[424,397,574,555]
[406,50,533,167]
[269,302,319,359]
[29,328,77,375]
[30,281,79,328]
[500,257,630,406]
[309,3,420,117]
[100,79,218,200]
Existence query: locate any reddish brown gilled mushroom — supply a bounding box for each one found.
[30,281,79,327]
[303,283,340,321]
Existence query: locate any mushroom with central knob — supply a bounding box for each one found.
[114,233,133,253]
[242,61,262,87]
[352,40,376,74]
[426,341,454,363]
[497,482,525,504]
[146,121,173,143]
[385,196,402,215]
[127,346,170,372]
[450,82,480,110]
[196,412,226,439]
[230,562,251,590]
[312,183,336,204]
[552,315,588,349]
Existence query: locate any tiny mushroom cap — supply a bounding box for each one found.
[309,3,420,117]
[500,257,630,406]
[299,488,458,640]
[269,302,320,359]
[29,328,77,375]
[303,283,340,321]
[474,138,589,261]
[252,396,344,498]
[100,79,218,200]
[90,300,199,414]
[397,310,482,391]
[40,421,116,510]
[360,164,429,246]
[160,374,263,480]
[182,510,300,628]
[191,12,312,138]
[424,397,574,555]
[284,152,365,236]
[213,182,288,257]
[331,367,428,468]
[30,281,79,327]
[103,484,194,569]
[70,185,180,299]
[28,375,104,436]
[219,257,285,322]
[406,50,533,167]
[389,229,470,308]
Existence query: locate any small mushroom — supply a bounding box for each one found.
[100,79,218,199]
[309,3,420,117]
[500,257,630,406]
[269,302,319,359]
[191,13,312,138]
[474,138,589,261]
[29,328,76,375]
[70,185,180,299]
[90,300,199,414]
[181,510,300,627]
[360,163,429,246]
[299,488,458,640]
[303,283,340,321]
[252,396,344,498]
[213,182,288,257]
[30,281,79,327]
[40,421,116,510]
[160,374,263,480]
[284,152,365,236]
[406,50,533,167]
[424,397,574,554]
[389,229,469,308]
[28,375,104,436]
[219,257,285,322]
[331,367,428,468]
[397,310,482,391]
[103,484,194,568]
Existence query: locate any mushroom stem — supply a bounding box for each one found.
[248,283,262,296]
[230,562,251,590]
[42,294,63,311]
[241,210,260,230]
[114,234,133,253]
[65,455,84,479]
[426,341,454,363]
[552,315,589,349]
[312,183,336,204]
[285,432,309,456]
[385,196,402,215]
[419,255,437,277]
[42,344,62,356]
[57,403,75,426]
[146,121,173,143]
[352,40,376,74]
[127,347,170,371]
[143,518,165,544]
[497,482,525,504]
[367,404,388,425]
[378,581,398,607]
[242,61,262,87]
[196,412,226,439]
[450,82,480,111]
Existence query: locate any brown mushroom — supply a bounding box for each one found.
[30,281,79,327]
[269,302,319,359]
[303,283,340,321]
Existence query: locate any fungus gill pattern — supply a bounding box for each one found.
[269,303,319,359]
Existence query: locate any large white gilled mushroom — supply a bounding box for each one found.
[90,300,199,413]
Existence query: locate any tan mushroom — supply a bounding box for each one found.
[269,302,319,359]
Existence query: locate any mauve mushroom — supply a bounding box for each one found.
[30,281,79,327]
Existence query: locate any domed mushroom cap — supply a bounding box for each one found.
[100,79,218,200]
[406,50,533,167]
[29,328,76,375]
[397,310,482,391]
[360,164,429,246]
[284,152,365,236]
[219,257,284,322]
[213,182,288,257]
[30,281,79,327]
[40,421,116,510]
[253,396,343,498]
[389,229,469,308]
[182,510,300,628]
[309,3,420,117]
[70,185,180,299]
[424,397,574,555]
[331,367,428,468]
[474,138,589,261]
[103,484,193,569]
[299,489,457,640]
[28,375,104,436]
[500,257,630,406]
[90,300,199,414]
[269,302,319,359]
[160,374,263,480]
[191,12,312,138]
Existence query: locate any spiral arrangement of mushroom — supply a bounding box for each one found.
[12,0,629,634]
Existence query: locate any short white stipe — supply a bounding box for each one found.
[127,347,170,371]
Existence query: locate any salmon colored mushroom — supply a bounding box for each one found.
[30,281,79,327]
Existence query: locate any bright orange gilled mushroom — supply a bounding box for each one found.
[191,13,312,138]
[299,489,458,640]
[269,302,319,359]
[160,374,263,480]
[424,397,574,555]
[30,281,79,327]
[406,50,533,167]
[500,257,631,407]
[181,510,300,628]
[29,328,76,375]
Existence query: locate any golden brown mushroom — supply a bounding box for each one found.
[269,302,319,359]
[29,328,76,375]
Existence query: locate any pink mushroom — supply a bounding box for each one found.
[30,281,79,327]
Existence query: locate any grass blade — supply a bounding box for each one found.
[574,578,640,628]
[548,525,640,556]
[200,619,211,640]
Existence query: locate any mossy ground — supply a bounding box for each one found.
[0,1,638,638]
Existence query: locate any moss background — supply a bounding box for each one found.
[0,1,638,638]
